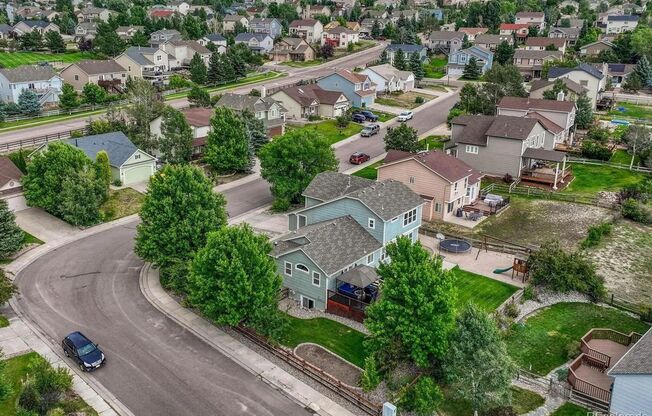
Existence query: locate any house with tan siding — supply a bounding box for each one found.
[60,60,127,92]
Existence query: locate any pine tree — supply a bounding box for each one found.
[410,51,424,84]
[462,56,482,80]
[371,19,381,38]
[575,91,594,129]
[0,199,24,259]
[207,52,221,85]
[635,55,652,87]
[59,83,79,110]
[495,41,514,66]
[189,53,207,85]
[45,30,65,53]
[393,47,407,70]
[18,90,40,116]
[379,48,389,64]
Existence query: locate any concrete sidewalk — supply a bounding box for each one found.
[139,263,358,416]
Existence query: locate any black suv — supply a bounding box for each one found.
[353,110,379,122]
[62,332,105,372]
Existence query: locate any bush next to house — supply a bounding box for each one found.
[0,199,24,259]
[580,140,612,160]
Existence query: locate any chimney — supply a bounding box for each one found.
[557,91,565,101]
[260,85,266,98]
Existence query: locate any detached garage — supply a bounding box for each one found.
[65,132,157,186]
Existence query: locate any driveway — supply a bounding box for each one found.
[14,207,78,242]
[14,222,310,416]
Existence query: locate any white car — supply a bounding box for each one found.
[397,111,413,122]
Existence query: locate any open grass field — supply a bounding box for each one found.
[376,91,431,109]
[564,163,648,195]
[423,57,447,79]
[452,267,519,312]
[100,188,145,222]
[0,51,99,68]
[287,119,364,145]
[551,402,589,416]
[505,302,649,376]
[440,386,544,415]
[280,315,367,367]
[609,102,652,120]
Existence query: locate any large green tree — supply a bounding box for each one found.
[495,41,514,66]
[239,109,269,153]
[204,107,252,173]
[45,30,65,53]
[634,55,652,87]
[94,23,126,56]
[187,85,211,108]
[135,164,226,289]
[365,237,457,368]
[159,106,193,164]
[18,90,40,116]
[187,224,285,337]
[575,91,594,129]
[462,56,482,80]
[189,53,208,85]
[82,82,107,105]
[384,123,420,152]
[444,304,516,413]
[410,51,425,84]
[393,48,407,70]
[58,168,105,225]
[0,199,23,259]
[126,78,164,153]
[59,83,79,110]
[259,130,338,211]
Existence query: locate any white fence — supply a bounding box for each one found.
[568,156,652,173]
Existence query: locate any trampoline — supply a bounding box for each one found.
[439,239,472,253]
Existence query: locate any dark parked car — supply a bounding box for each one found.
[351,113,366,123]
[353,110,379,122]
[62,332,105,372]
[349,152,370,164]
[360,124,380,137]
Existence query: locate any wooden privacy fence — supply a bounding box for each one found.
[233,326,383,416]
[0,128,88,154]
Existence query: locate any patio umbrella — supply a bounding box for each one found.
[338,265,379,288]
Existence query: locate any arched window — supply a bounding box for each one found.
[295,264,309,273]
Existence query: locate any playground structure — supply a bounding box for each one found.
[493,256,530,283]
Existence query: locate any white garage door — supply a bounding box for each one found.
[122,164,154,185]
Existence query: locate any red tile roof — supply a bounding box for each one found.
[500,23,529,30]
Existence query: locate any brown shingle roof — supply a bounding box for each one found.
[74,60,126,75]
[498,96,575,113]
[525,37,566,48]
[525,112,563,134]
[513,49,563,60]
[181,107,214,127]
[451,114,540,144]
[0,156,23,188]
[289,18,319,27]
[485,116,539,140]
[382,149,482,183]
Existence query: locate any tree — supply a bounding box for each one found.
[82,82,107,106]
[393,48,407,70]
[631,27,652,59]
[378,48,389,64]
[239,109,268,153]
[135,164,227,290]
[187,224,285,338]
[259,130,338,211]
[18,90,40,116]
[126,78,164,153]
[0,199,23,259]
[410,51,424,84]
[21,355,73,414]
[458,64,526,115]
[575,91,593,129]
[93,23,125,57]
[204,107,252,173]
[45,30,65,53]
[189,53,208,85]
[187,85,211,108]
[158,106,193,164]
[58,83,79,110]
[384,123,420,152]
[445,304,516,413]
[634,54,652,87]
[623,72,644,92]
[0,269,18,306]
[371,19,381,38]
[542,79,568,100]
[365,237,457,368]
[494,41,514,66]
[319,43,334,59]
[462,56,481,79]
[207,52,222,84]
[59,168,105,225]
[19,31,42,50]
[398,376,443,416]
[130,30,149,47]
[95,150,111,192]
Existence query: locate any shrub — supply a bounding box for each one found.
[485,406,517,416]
[18,382,41,413]
[335,114,351,128]
[307,114,321,121]
[581,139,612,160]
[168,74,191,89]
[619,179,652,204]
[503,173,513,183]
[621,198,652,224]
[360,355,381,392]
[398,376,443,416]
[503,301,519,319]
[112,179,122,187]
[566,340,581,359]
[586,125,610,143]
[640,307,652,323]
[522,286,536,302]
[415,96,425,104]
[554,367,569,381]
[581,222,613,249]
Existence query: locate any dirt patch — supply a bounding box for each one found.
[294,343,361,387]
[586,220,652,305]
[376,91,432,109]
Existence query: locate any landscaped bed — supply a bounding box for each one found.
[99,188,145,222]
[451,267,519,312]
[439,386,544,415]
[294,343,361,386]
[376,91,432,109]
[423,57,447,79]
[504,302,650,376]
[286,120,364,145]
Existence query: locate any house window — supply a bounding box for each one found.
[367,253,374,264]
[447,202,454,213]
[296,264,309,273]
[435,202,441,212]
[157,55,161,61]
[403,208,417,226]
[284,261,292,276]
[368,218,375,229]
[301,296,315,309]
[454,182,458,192]
[74,75,79,81]
[409,176,415,184]
[312,271,321,286]
[298,214,307,228]
[466,145,479,154]
[134,154,141,160]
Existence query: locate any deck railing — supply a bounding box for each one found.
[326,290,370,323]
[568,355,612,404]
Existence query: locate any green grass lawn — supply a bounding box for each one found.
[505,302,650,375]
[352,160,382,180]
[99,188,145,222]
[609,102,652,120]
[424,57,447,79]
[0,315,9,328]
[440,386,543,415]
[420,135,447,150]
[282,59,323,68]
[551,402,589,416]
[280,315,367,367]
[610,149,640,165]
[451,267,519,312]
[564,163,648,195]
[287,120,364,145]
[22,231,43,246]
[0,51,100,68]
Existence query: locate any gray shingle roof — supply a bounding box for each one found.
[0,156,23,188]
[549,63,604,80]
[0,24,13,33]
[65,132,139,167]
[609,328,652,375]
[205,33,226,42]
[216,93,281,113]
[123,46,159,66]
[607,15,639,21]
[303,171,375,201]
[451,114,540,144]
[271,216,383,275]
[0,65,58,83]
[22,20,49,28]
[235,32,270,42]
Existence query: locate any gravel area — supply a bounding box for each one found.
[295,343,362,387]
[280,298,370,335]
[516,289,591,322]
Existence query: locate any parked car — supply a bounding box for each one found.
[398,111,413,122]
[352,113,366,123]
[62,331,105,372]
[349,152,370,164]
[355,110,379,122]
[361,124,380,137]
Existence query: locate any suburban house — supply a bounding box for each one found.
[74,22,98,40]
[549,63,606,109]
[115,25,144,40]
[0,24,11,40]
[515,11,546,29]
[199,34,227,53]
[317,70,376,108]
[0,156,25,212]
[249,17,282,39]
[76,6,112,22]
[529,78,587,102]
[302,4,332,19]
[448,114,571,189]
[447,46,494,76]
[321,26,359,48]
[385,44,428,66]
[60,60,127,93]
[604,63,635,87]
[606,15,639,34]
[499,23,529,41]
[62,132,157,185]
[115,46,171,85]
[150,107,213,158]
[149,9,178,20]
[269,37,316,62]
[161,40,212,68]
[524,37,566,53]
[0,65,62,106]
[271,83,350,119]
[149,29,181,45]
[12,20,59,36]
[377,150,483,223]
[608,328,652,414]
[222,14,249,32]
[458,27,488,42]
[513,49,563,79]
[579,40,614,57]
[360,18,389,36]
[473,34,513,51]
[234,33,274,53]
[548,27,580,46]
[427,31,464,54]
[496,96,577,145]
[360,64,415,94]
[271,171,423,313]
[168,0,190,15]
[216,93,287,136]
[289,19,323,43]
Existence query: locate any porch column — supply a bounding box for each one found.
[560,157,567,183]
[552,162,560,190]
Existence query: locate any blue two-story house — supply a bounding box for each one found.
[447,45,494,77]
[271,172,423,319]
[317,70,376,108]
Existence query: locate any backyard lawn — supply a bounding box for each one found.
[420,135,448,150]
[280,315,367,368]
[423,57,447,79]
[440,386,544,415]
[287,120,364,145]
[376,91,431,109]
[565,163,647,195]
[550,402,589,416]
[505,302,650,376]
[99,188,145,222]
[352,160,382,180]
[452,267,519,312]
[610,148,639,165]
[0,51,99,68]
[608,102,652,120]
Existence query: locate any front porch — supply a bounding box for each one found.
[520,147,571,190]
[325,265,380,323]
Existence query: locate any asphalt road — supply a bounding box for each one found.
[15,223,311,416]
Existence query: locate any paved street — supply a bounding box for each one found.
[15,223,310,416]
